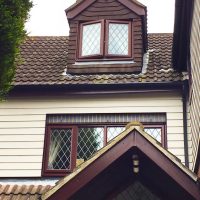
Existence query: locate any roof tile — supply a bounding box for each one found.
[0,184,52,200]
[13,34,182,86]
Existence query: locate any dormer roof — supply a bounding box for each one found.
[65,0,146,19]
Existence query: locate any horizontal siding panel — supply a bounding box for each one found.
[167,127,184,134]
[0,135,44,142]
[168,141,184,148]
[0,106,183,115]
[0,163,41,170]
[0,149,43,156]
[0,156,42,162]
[167,120,183,127]
[0,121,45,128]
[0,142,43,149]
[0,92,184,176]
[0,115,46,121]
[168,148,185,156]
[187,126,191,133]
[87,5,126,12]
[167,113,183,120]
[167,134,184,141]
[0,99,182,108]
[0,170,41,177]
[0,128,44,135]
[177,155,193,163]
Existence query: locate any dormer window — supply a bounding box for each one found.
[78,20,132,60]
[80,20,103,57]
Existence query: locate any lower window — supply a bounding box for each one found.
[43,123,166,176]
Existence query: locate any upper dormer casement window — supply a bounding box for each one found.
[65,0,147,74]
[78,20,132,60]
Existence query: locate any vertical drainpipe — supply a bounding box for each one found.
[182,80,189,168]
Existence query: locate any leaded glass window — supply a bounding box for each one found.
[107,127,125,142]
[48,128,72,170]
[144,127,162,143]
[77,127,104,161]
[43,122,165,176]
[81,22,102,57]
[108,23,129,55]
[79,20,132,59]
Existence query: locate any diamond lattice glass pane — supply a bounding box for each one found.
[81,23,101,56]
[111,181,161,200]
[77,127,104,161]
[48,128,72,170]
[107,127,125,142]
[108,23,129,55]
[144,128,162,143]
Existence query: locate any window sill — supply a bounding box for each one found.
[74,60,135,65]
[68,63,141,74]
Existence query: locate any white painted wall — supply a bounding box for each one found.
[0,91,185,177]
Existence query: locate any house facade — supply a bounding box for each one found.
[0,0,199,199]
[173,0,200,175]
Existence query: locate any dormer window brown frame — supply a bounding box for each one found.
[77,19,133,61]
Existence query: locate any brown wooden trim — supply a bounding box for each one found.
[104,125,107,146]
[45,129,200,200]
[66,0,146,19]
[144,124,166,148]
[136,132,200,200]
[117,0,145,15]
[71,126,78,170]
[42,125,49,177]
[47,133,134,200]
[42,122,167,176]
[67,64,141,74]
[75,57,134,62]
[66,0,96,19]
[42,125,76,177]
[77,19,133,61]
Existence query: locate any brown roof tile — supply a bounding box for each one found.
[0,184,52,200]
[13,33,182,86]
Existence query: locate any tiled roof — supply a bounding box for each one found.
[0,184,52,200]
[14,33,182,86]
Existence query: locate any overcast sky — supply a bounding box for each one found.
[25,0,175,36]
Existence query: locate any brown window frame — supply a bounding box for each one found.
[79,20,105,59]
[77,20,133,61]
[42,125,78,176]
[105,20,132,58]
[42,123,166,177]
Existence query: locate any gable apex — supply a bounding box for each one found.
[65,0,146,19]
[41,123,200,200]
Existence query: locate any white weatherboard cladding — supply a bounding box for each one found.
[0,92,185,177]
[190,0,200,171]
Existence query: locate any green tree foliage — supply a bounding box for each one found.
[77,127,101,161]
[0,0,32,99]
